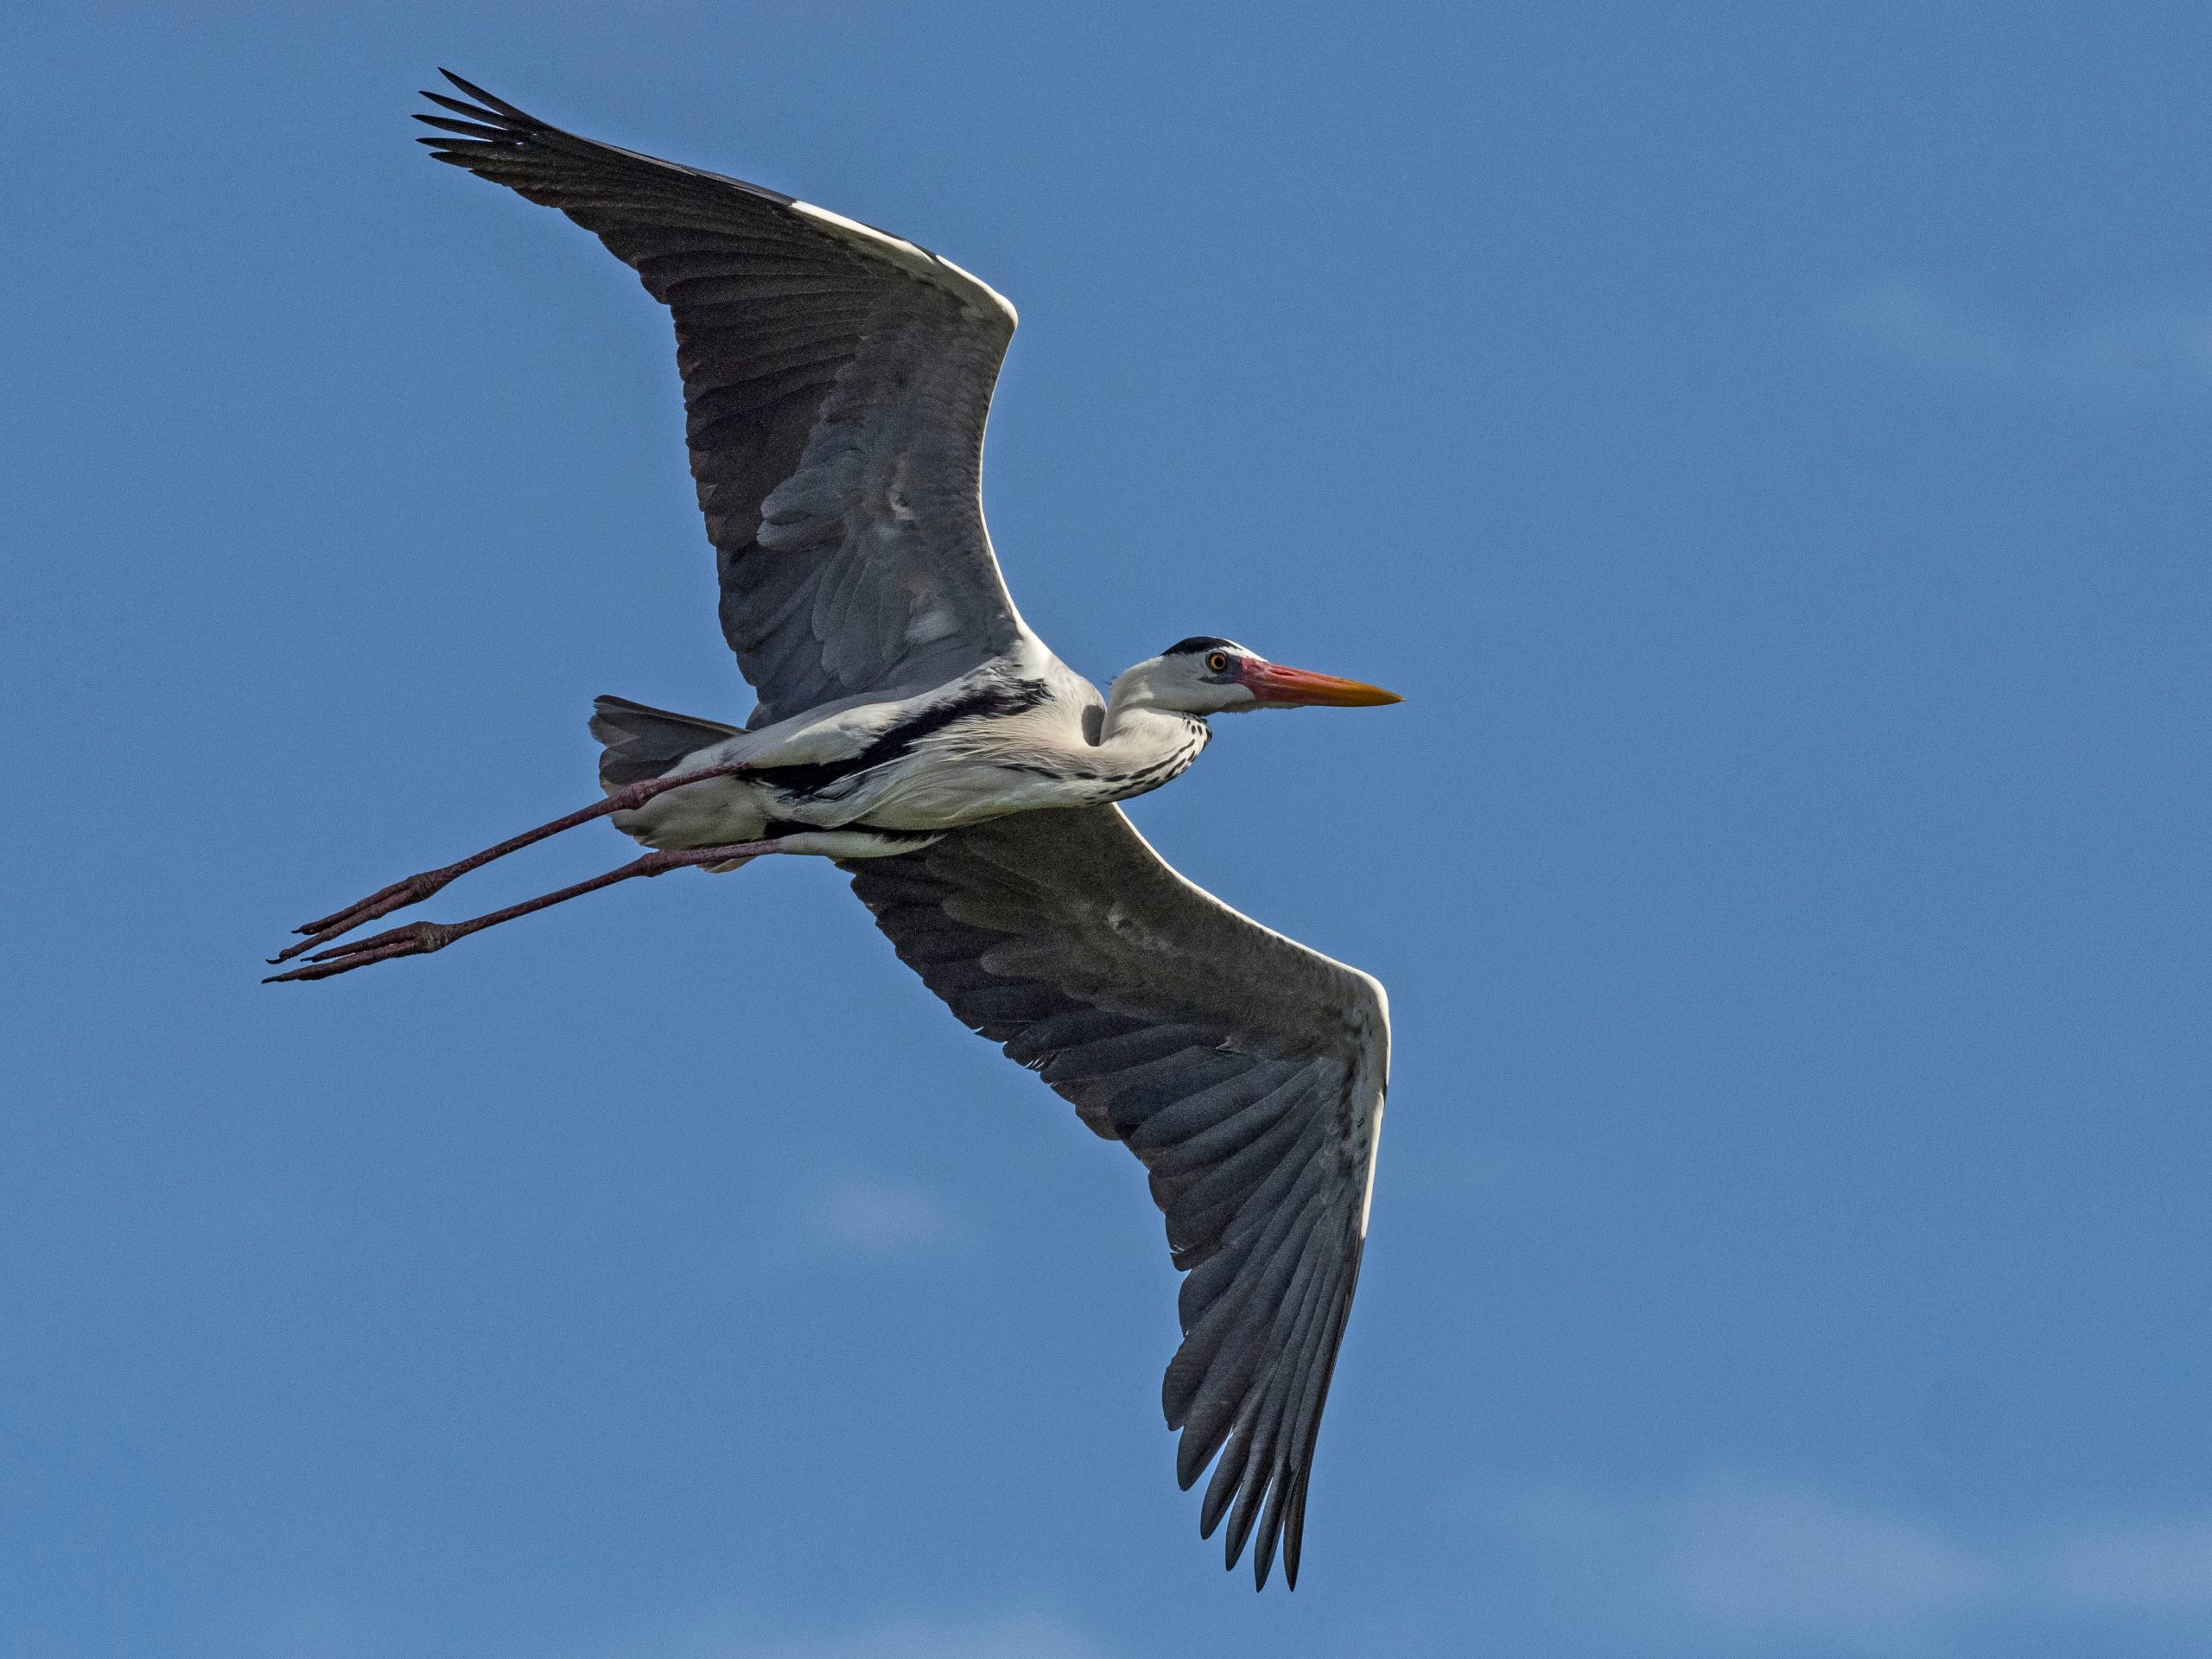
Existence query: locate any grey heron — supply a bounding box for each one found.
[270,73,1402,1589]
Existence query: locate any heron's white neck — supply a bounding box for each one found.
[1099,699,1203,747]
[1102,671,1199,738]
[1090,677,1211,793]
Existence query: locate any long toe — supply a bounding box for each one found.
[273,870,459,963]
[263,919,456,983]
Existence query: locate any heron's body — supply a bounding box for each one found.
[270,74,1405,1591]
[604,642,1211,857]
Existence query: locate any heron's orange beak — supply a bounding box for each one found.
[1240,662,1404,708]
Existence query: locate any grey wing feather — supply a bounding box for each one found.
[842,805,1389,1589]
[416,73,1027,727]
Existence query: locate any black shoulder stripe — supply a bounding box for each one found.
[760,677,1052,797]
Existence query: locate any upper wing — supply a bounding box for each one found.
[416,73,1028,728]
[842,806,1389,1588]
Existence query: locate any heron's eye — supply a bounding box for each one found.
[1205,652,1230,674]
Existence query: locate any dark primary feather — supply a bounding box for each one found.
[415,73,1027,728]
[842,805,1389,1588]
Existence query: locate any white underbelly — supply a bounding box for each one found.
[607,757,1058,849]
[608,774,768,849]
[834,752,1111,830]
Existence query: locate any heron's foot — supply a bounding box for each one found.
[264,920,459,982]
[269,867,462,964]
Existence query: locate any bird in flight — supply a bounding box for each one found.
[270,73,1402,1589]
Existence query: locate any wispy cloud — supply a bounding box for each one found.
[218,1597,1115,1659]
[600,1608,1116,1659]
[1504,1476,2212,1656]
[1661,1484,1999,1642]
[2047,1522,2212,1617]
[804,1173,961,1255]
[1832,279,2212,399]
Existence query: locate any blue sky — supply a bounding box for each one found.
[4,3,2211,1656]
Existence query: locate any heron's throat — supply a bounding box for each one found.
[1090,700,1211,799]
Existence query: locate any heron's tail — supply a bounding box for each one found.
[588,696,741,790]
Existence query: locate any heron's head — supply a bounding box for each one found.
[1115,637,1403,717]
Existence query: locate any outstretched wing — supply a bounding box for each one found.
[842,806,1389,1588]
[416,73,1028,728]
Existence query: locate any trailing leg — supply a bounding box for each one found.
[264,838,786,982]
[269,760,753,964]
